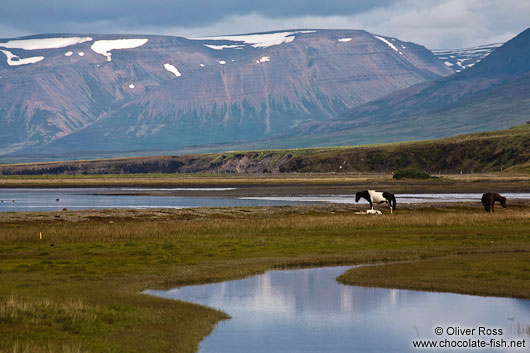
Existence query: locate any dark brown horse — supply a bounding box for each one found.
[481,193,506,213]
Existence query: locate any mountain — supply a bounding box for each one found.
[290,28,530,143]
[432,43,503,73]
[0,30,452,157]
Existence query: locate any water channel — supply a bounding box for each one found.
[1,188,530,212]
[147,266,530,353]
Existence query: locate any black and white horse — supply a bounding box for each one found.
[481,193,506,213]
[355,190,396,214]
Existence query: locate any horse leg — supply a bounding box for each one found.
[388,201,393,214]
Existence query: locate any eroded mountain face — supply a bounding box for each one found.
[290,28,530,144]
[432,43,503,73]
[0,30,452,155]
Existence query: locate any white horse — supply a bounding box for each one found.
[355,190,396,214]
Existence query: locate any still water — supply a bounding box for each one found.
[242,193,530,204]
[0,188,313,212]
[1,188,530,212]
[147,266,530,353]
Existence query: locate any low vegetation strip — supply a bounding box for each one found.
[0,173,529,195]
[1,125,529,175]
[338,252,530,299]
[0,204,529,352]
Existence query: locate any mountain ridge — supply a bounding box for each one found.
[431,43,503,73]
[0,29,451,156]
[290,27,530,139]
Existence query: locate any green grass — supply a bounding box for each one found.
[0,204,529,352]
[338,252,530,298]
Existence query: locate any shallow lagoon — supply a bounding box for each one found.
[0,188,312,212]
[1,188,530,212]
[148,266,530,353]
[242,192,530,204]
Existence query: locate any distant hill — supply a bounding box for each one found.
[1,124,529,175]
[0,30,451,157]
[290,28,530,144]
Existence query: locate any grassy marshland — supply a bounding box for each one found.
[1,202,529,353]
[1,173,530,195]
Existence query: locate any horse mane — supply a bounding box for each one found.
[355,190,370,203]
[493,194,507,207]
[484,192,506,202]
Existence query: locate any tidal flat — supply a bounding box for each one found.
[0,174,529,352]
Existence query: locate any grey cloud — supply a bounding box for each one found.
[1,0,397,36]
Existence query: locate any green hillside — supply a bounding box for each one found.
[1,124,529,175]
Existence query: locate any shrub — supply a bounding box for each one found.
[393,168,434,180]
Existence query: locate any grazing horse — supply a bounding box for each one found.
[481,193,506,213]
[355,190,396,214]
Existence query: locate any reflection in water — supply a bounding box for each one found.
[0,188,311,212]
[2,188,530,212]
[241,193,530,204]
[147,267,530,353]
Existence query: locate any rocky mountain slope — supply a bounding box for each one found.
[432,43,503,73]
[291,28,530,142]
[0,30,451,156]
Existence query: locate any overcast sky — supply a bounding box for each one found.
[1,0,529,49]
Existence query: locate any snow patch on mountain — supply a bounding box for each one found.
[164,63,182,77]
[90,39,148,62]
[190,31,316,48]
[0,37,92,50]
[0,49,44,66]
[338,38,352,42]
[204,44,244,50]
[128,84,135,89]
[78,52,85,57]
[218,60,226,65]
[432,43,502,72]
[256,56,270,63]
[64,51,73,57]
[374,35,403,55]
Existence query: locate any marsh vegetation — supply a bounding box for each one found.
[0,197,529,352]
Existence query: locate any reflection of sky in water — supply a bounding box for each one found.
[148,267,530,353]
[0,188,311,212]
[2,189,530,212]
[119,187,236,191]
[241,193,530,205]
